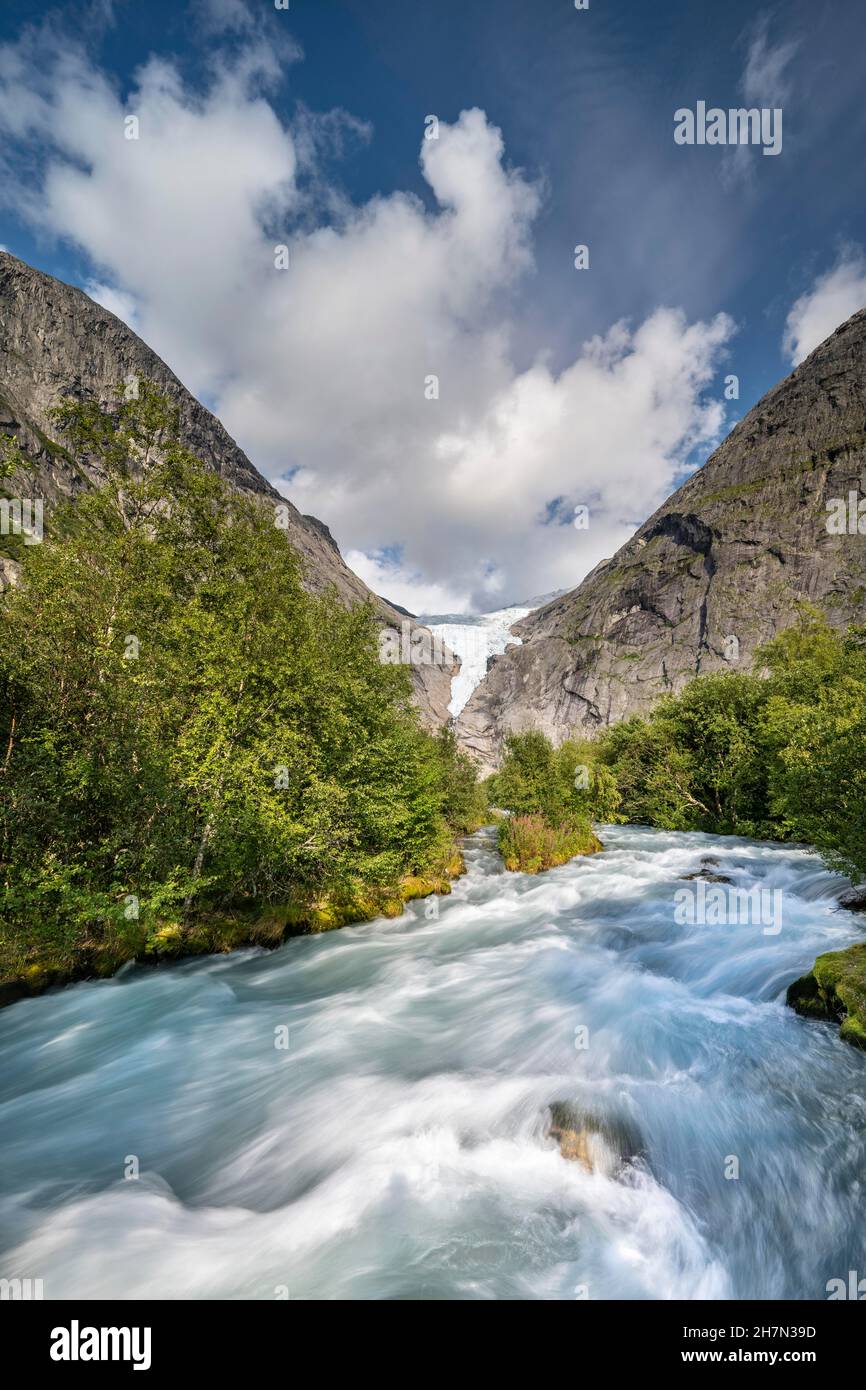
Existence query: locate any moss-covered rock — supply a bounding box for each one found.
[144,923,184,956]
[787,942,866,1050]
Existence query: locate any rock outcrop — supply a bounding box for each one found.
[0,252,455,726]
[787,943,866,1049]
[457,307,866,768]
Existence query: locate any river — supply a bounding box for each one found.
[1,825,864,1300]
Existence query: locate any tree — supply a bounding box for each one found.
[0,385,481,977]
[489,729,620,824]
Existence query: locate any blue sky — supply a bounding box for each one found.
[1,0,865,611]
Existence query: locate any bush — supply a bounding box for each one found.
[498,814,601,873]
[487,730,620,824]
[596,609,866,881]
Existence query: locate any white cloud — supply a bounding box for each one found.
[741,16,799,107]
[0,26,735,611]
[85,280,139,329]
[194,0,256,35]
[722,16,799,187]
[784,248,866,366]
[345,550,472,618]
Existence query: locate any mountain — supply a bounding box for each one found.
[0,252,455,725]
[509,588,568,610]
[457,306,866,768]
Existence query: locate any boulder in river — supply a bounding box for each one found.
[545,1101,642,1176]
[787,943,866,1050]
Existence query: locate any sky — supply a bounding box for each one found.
[1,0,865,614]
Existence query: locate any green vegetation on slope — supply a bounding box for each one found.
[0,386,485,996]
[594,610,866,881]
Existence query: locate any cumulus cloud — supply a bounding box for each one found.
[0,22,735,613]
[784,248,866,367]
[85,280,139,329]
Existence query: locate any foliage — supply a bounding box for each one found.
[0,385,480,980]
[599,674,773,836]
[432,726,488,834]
[487,730,615,872]
[596,610,866,880]
[486,730,620,824]
[498,813,600,874]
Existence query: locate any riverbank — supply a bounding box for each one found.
[0,848,467,1009]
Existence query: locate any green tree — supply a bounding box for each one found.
[489,729,619,825]
[758,619,866,878]
[597,610,866,881]
[0,385,481,978]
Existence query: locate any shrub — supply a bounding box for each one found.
[498,814,600,873]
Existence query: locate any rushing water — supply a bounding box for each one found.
[1,826,865,1301]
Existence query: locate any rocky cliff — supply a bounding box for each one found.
[0,252,454,725]
[457,306,866,768]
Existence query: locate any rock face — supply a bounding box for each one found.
[458,306,866,768]
[0,252,455,725]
